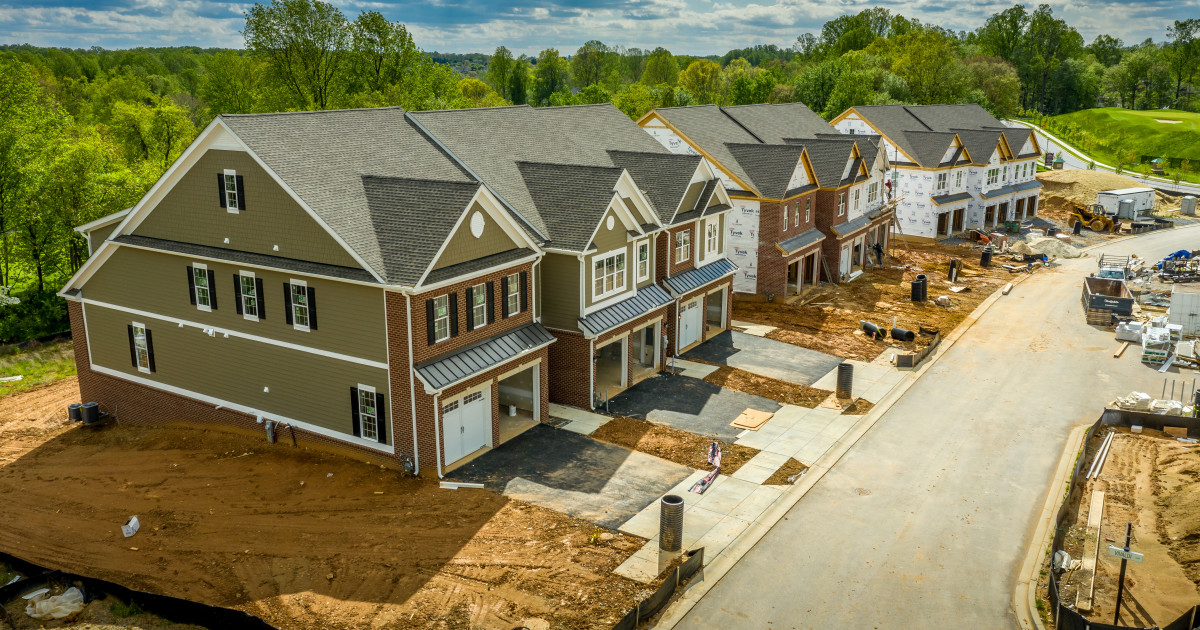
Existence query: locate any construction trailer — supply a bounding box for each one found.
[1096,187,1155,219]
[1169,285,1200,337]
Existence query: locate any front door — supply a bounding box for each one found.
[442,390,490,465]
[936,212,950,236]
[840,244,852,277]
[679,300,701,349]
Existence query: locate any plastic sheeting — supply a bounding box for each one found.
[25,586,84,620]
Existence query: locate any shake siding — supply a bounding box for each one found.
[83,302,389,441]
[80,246,387,363]
[541,253,581,330]
[432,202,519,270]
[132,149,360,269]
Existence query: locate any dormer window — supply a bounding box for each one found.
[219,170,244,213]
[936,173,948,192]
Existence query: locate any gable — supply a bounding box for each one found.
[1020,136,1035,156]
[641,116,700,158]
[590,204,631,254]
[941,140,961,164]
[132,148,360,269]
[432,199,522,271]
[786,157,811,191]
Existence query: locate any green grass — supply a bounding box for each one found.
[0,338,76,397]
[1042,108,1200,184]
[109,600,145,618]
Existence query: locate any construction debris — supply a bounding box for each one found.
[1010,236,1083,259]
[731,408,774,430]
[689,442,722,494]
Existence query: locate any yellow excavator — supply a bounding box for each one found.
[1067,202,1116,233]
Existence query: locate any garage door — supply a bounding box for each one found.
[679,300,701,349]
[442,390,491,465]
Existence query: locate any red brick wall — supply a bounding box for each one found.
[411,261,534,364]
[666,223,698,276]
[750,192,819,298]
[384,291,416,468]
[547,329,591,408]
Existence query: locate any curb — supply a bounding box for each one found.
[651,262,1039,628]
[1012,424,1090,630]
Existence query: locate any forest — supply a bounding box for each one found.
[0,0,1197,342]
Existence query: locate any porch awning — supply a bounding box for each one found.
[1012,180,1043,193]
[930,192,973,206]
[662,258,737,297]
[777,228,825,256]
[578,284,672,336]
[830,215,871,238]
[980,185,1016,200]
[415,322,555,393]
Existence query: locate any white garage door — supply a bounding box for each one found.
[442,390,491,465]
[679,300,702,349]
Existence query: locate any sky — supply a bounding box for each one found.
[0,0,1193,56]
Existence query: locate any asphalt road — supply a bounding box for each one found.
[675,227,1200,630]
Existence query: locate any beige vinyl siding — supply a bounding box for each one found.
[80,246,387,363]
[635,234,657,289]
[540,253,580,330]
[87,222,124,254]
[84,303,389,442]
[133,149,360,269]
[583,207,633,308]
[432,201,520,270]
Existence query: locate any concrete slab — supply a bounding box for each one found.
[449,425,692,529]
[671,358,721,379]
[745,450,791,470]
[732,430,778,451]
[694,476,759,514]
[560,416,611,435]
[615,542,681,583]
[691,514,752,559]
[680,505,726,549]
[729,463,776,484]
[684,330,843,386]
[549,403,606,424]
[729,485,785,521]
[607,373,780,442]
[731,320,778,337]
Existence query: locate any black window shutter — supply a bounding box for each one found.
[235,175,245,210]
[256,278,265,319]
[425,299,435,344]
[449,293,459,337]
[233,274,243,315]
[465,286,475,330]
[306,286,317,330]
[145,329,156,373]
[519,271,528,313]
[375,392,387,444]
[187,266,196,305]
[501,276,510,319]
[217,174,226,208]
[207,269,217,310]
[350,387,361,437]
[283,283,293,325]
[486,281,495,324]
[127,324,137,367]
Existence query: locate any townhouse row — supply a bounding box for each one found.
[61,101,1043,477]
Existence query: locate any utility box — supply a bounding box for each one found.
[1096,187,1155,218]
[1169,285,1200,337]
[1183,196,1197,216]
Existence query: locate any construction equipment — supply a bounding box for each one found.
[1068,202,1116,233]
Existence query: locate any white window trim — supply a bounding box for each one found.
[192,262,211,312]
[792,205,799,227]
[868,182,878,204]
[675,230,691,264]
[701,218,720,264]
[290,278,310,333]
[506,273,521,316]
[357,383,378,441]
[838,193,846,217]
[223,169,240,214]
[593,249,627,302]
[936,173,947,192]
[131,320,151,374]
[781,208,788,232]
[636,241,650,282]
[470,282,487,330]
[239,270,258,322]
[432,293,450,343]
[805,199,811,224]
[853,189,861,211]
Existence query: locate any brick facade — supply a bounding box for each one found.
[410,261,535,364]
[665,223,699,276]
[752,192,820,299]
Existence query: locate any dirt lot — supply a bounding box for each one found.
[1038,170,1183,226]
[0,379,658,630]
[3,587,209,630]
[734,241,1014,361]
[1051,428,1200,627]
[699,364,830,407]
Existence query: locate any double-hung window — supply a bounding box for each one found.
[593,251,626,300]
[955,170,963,189]
[1002,165,1009,182]
[222,169,240,212]
[674,230,691,263]
[130,322,152,374]
[237,271,262,321]
[358,385,378,441]
[936,173,948,192]
[987,168,999,186]
[805,198,811,223]
[636,242,650,281]
[853,189,861,212]
[470,283,487,329]
[289,280,310,331]
[432,294,450,342]
[868,183,878,204]
[793,206,799,227]
[782,209,788,232]
[190,263,212,311]
[505,273,520,315]
[838,192,846,217]
[705,220,719,256]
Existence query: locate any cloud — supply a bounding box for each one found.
[0,0,1192,55]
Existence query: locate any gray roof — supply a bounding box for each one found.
[415,322,555,392]
[980,185,1016,199]
[220,108,474,285]
[606,150,702,222]
[517,162,625,251]
[1012,180,1043,192]
[113,234,377,283]
[898,131,962,168]
[578,284,673,336]
[725,143,811,200]
[848,105,1015,168]
[720,103,833,143]
[663,258,737,296]
[423,248,535,286]
[653,105,763,193]
[829,215,872,238]
[930,192,973,206]
[777,228,826,255]
[784,137,858,188]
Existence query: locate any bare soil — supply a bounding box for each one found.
[840,398,875,415]
[0,381,656,630]
[763,458,808,486]
[698,363,831,408]
[3,586,208,630]
[1051,428,1200,627]
[734,241,1011,361]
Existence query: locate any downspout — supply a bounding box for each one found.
[532,256,541,323]
[404,293,420,475]
[433,391,444,478]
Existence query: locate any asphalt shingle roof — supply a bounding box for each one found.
[720,103,833,143]
[517,162,625,251]
[725,143,810,200]
[653,105,763,193]
[849,104,1036,168]
[606,150,702,222]
[783,137,858,188]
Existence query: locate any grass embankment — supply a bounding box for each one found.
[1043,108,1200,184]
[0,338,76,397]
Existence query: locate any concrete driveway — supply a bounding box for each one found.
[674,227,1200,629]
[684,330,843,386]
[448,425,692,530]
[606,372,780,441]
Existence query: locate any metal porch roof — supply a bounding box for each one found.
[578,284,672,336]
[415,322,555,392]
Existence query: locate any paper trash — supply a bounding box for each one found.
[122,515,140,538]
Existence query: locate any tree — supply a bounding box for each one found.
[457,78,507,108]
[890,29,970,105]
[794,33,820,59]
[1088,34,1124,67]
[679,59,722,104]
[508,58,529,105]
[349,10,422,96]
[243,0,351,110]
[571,40,615,87]
[642,47,678,86]
[963,56,1021,118]
[1165,19,1199,104]
[974,5,1029,65]
[793,57,845,116]
[199,51,263,118]
[486,46,514,99]
[147,97,197,170]
[613,83,657,119]
[1024,4,1084,113]
[532,48,569,105]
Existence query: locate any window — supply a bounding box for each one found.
[637,242,650,281]
[505,273,520,315]
[238,272,259,321]
[1002,165,1009,182]
[853,189,861,211]
[805,198,811,223]
[838,192,846,217]
[955,170,963,189]
[358,385,378,441]
[674,230,691,263]
[868,183,878,204]
[936,173,948,191]
[705,220,719,255]
[470,283,487,329]
[593,251,626,299]
[130,322,152,374]
[782,208,788,232]
[987,168,999,186]
[432,294,450,342]
[793,206,799,227]
[190,263,212,311]
[221,170,240,212]
[287,280,312,332]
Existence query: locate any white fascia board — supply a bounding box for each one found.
[414,252,541,295]
[75,207,132,234]
[615,170,662,229]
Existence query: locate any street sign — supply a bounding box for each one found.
[1108,546,1144,562]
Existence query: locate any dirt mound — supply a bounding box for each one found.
[1010,236,1084,259]
[1038,170,1181,212]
